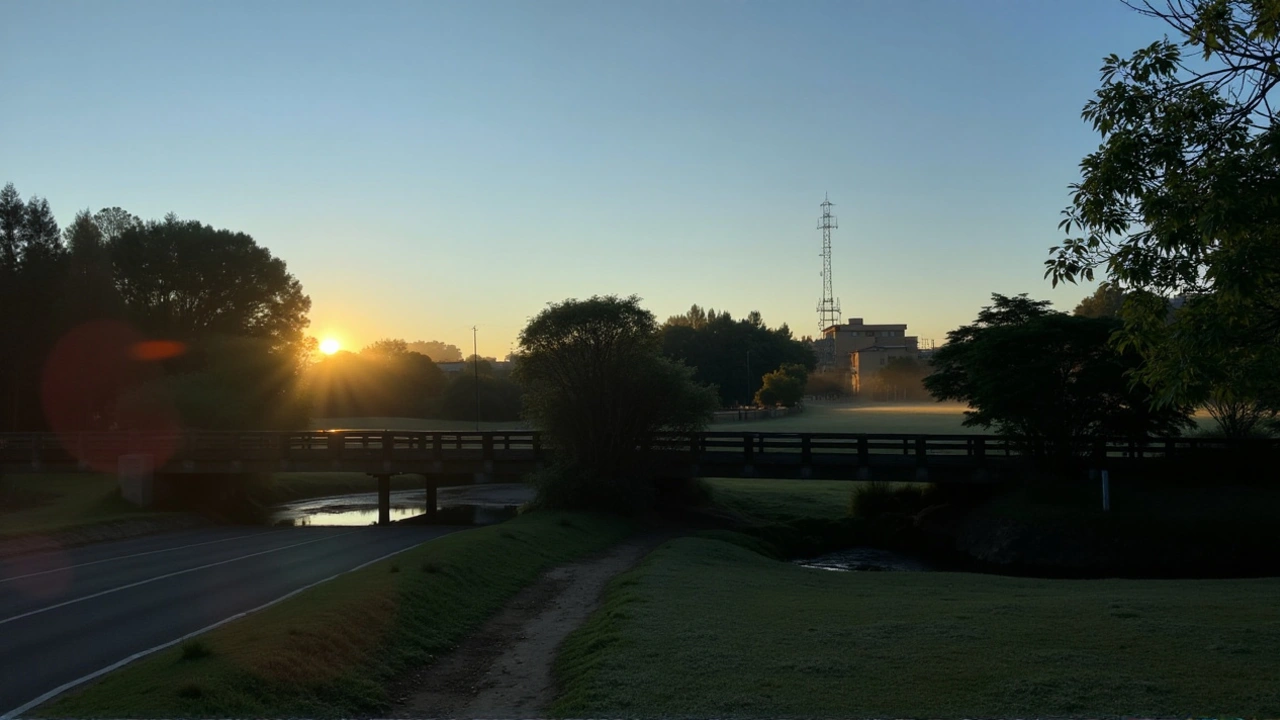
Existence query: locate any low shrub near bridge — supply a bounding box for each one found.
[35,511,633,718]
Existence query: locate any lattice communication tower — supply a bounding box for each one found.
[816,194,841,335]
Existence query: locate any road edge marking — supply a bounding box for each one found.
[0,532,448,720]
[0,530,283,584]
[0,530,366,626]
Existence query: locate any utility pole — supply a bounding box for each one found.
[472,326,480,431]
[746,350,752,407]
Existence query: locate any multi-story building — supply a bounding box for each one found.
[817,318,918,371]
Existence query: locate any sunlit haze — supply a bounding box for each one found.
[1,0,1157,356]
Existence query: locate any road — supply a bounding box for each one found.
[0,525,461,717]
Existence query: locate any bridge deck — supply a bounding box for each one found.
[4,430,1272,525]
[2,430,1273,475]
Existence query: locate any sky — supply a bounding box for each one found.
[2,0,1163,358]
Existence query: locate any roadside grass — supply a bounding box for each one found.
[553,536,1280,718]
[311,416,529,431]
[36,510,633,718]
[0,474,164,538]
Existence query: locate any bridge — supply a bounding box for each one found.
[3,431,1274,524]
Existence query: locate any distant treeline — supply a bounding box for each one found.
[1,183,311,432]
[1,182,819,432]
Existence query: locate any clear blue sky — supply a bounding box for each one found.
[2,0,1160,357]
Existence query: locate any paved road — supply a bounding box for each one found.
[0,525,462,716]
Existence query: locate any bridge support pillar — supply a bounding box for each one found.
[425,478,438,521]
[375,474,391,526]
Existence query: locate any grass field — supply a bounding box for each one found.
[37,511,633,718]
[553,536,1280,718]
[311,416,529,431]
[705,477,855,521]
[717,400,1220,435]
[717,401,973,434]
[0,474,165,538]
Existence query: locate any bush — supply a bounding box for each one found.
[849,482,929,519]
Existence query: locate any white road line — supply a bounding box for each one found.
[0,530,367,626]
[0,532,444,720]
[0,531,282,584]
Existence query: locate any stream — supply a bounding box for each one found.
[796,547,932,572]
[269,483,535,526]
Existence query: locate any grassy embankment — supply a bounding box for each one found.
[2,413,510,537]
[37,511,632,718]
[0,472,429,537]
[553,477,1280,718]
[0,474,169,538]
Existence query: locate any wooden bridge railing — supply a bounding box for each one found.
[1,430,1276,473]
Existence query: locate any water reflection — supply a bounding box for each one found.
[796,547,931,572]
[270,484,533,527]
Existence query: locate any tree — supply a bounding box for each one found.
[406,340,463,363]
[110,214,311,353]
[63,209,119,323]
[515,296,717,512]
[308,340,447,419]
[1073,282,1126,319]
[755,363,807,407]
[661,305,816,406]
[362,338,409,357]
[924,294,1195,460]
[0,183,22,272]
[441,373,522,422]
[92,206,142,243]
[1047,0,1280,430]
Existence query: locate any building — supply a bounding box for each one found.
[850,344,922,394]
[817,318,918,371]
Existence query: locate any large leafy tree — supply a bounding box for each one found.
[515,295,717,512]
[925,294,1194,459]
[111,214,310,353]
[661,304,816,406]
[1047,0,1280,435]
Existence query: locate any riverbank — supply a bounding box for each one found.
[33,510,634,718]
[553,534,1280,718]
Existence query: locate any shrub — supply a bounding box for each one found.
[849,482,929,519]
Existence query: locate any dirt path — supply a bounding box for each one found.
[394,531,674,719]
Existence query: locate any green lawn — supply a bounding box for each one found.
[311,416,529,431]
[0,474,165,538]
[38,511,633,718]
[554,535,1280,718]
[718,401,1219,435]
[718,401,972,434]
[705,477,855,521]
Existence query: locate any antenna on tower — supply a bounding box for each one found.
[815,194,841,367]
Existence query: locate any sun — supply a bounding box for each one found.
[319,338,341,355]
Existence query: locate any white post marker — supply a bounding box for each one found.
[1101,469,1111,512]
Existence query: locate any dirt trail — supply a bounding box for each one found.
[394,531,673,719]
